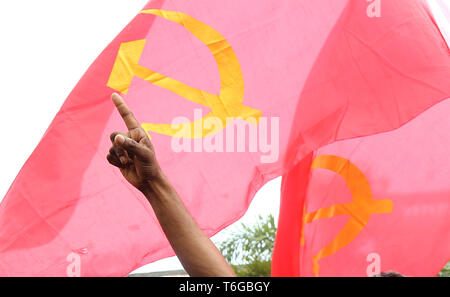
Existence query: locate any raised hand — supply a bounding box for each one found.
[106,93,235,277]
[107,93,163,195]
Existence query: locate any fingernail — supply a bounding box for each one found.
[111,93,121,104]
[119,156,127,164]
[115,134,125,145]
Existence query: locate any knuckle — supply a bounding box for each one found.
[107,154,116,164]
[123,112,135,122]
[129,139,139,148]
[110,132,119,142]
[116,148,125,157]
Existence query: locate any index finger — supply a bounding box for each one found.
[112,93,140,130]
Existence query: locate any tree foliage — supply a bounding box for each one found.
[219,215,276,277]
[438,262,450,277]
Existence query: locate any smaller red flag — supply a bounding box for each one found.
[273,99,450,277]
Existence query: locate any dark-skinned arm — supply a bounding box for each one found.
[106,93,236,277]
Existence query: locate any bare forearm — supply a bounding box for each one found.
[143,175,236,277]
[108,93,234,277]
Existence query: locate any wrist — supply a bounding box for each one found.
[141,171,177,203]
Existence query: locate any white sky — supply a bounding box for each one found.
[0,1,447,274]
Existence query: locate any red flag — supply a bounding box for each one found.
[273,99,450,276]
[0,0,449,276]
[272,0,450,277]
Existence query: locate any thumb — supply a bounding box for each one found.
[114,134,149,160]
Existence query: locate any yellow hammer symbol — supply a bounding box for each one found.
[107,9,261,139]
[301,155,394,277]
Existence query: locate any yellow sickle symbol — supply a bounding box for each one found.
[107,10,262,138]
[301,155,394,277]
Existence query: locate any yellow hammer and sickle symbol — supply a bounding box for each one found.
[301,155,394,277]
[107,10,262,138]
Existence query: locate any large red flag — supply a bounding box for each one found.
[0,0,449,276]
